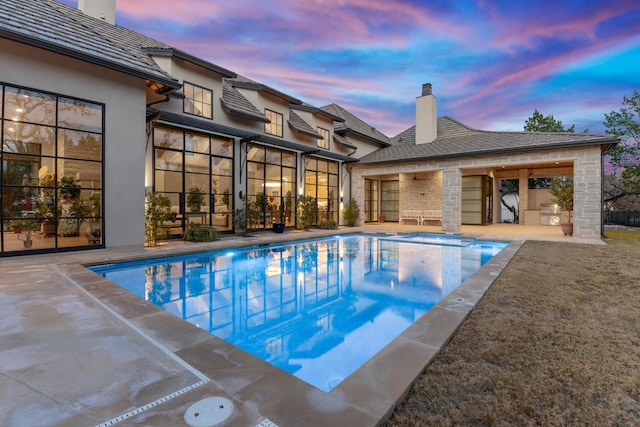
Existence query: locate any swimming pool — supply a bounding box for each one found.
[91,233,506,392]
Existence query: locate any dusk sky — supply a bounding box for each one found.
[60,0,640,137]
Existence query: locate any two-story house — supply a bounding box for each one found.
[0,0,618,256]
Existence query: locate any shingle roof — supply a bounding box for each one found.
[288,110,322,138]
[229,75,302,105]
[359,116,619,164]
[145,47,236,78]
[293,103,344,123]
[321,103,391,146]
[220,79,269,122]
[0,0,179,89]
[333,133,357,150]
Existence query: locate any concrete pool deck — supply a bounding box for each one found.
[0,224,604,426]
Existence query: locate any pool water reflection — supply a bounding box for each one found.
[91,234,506,392]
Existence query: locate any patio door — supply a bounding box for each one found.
[461,175,493,225]
[380,180,399,222]
[153,126,234,236]
[364,179,379,222]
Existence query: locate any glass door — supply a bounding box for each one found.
[380,180,399,222]
[364,179,379,222]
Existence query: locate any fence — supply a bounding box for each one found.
[604,210,640,227]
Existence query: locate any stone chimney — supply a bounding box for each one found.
[78,0,116,25]
[415,83,437,144]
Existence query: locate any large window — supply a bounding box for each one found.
[265,109,283,137]
[183,82,213,119]
[246,144,296,230]
[154,126,233,234]
[304,158,339,224]
[317,127,330,149]
[1,83,104,255]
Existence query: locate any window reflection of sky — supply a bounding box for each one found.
[92,234,506,392]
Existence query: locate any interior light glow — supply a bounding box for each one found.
[266,266,281,276]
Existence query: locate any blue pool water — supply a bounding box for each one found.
[91,233,506,392]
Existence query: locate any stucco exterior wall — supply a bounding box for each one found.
[1,39,148,247]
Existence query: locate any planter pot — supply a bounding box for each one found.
[189,205,201,213]
[43,221,57,237]
[273,223,286,233]
[560,222,573,236]
[379,214,385,223]
[23,240,33,248]
[85,221,102,244]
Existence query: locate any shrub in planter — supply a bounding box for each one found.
[318,220,338,229]
[296,195,317,229]
[145,192,173,246]
[233,195,261,235]
[183,224,218,242]
[342,199,360,226]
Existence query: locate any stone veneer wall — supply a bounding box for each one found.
[573,146,602,238]
[350,145,604,238]
[399,171,443,211]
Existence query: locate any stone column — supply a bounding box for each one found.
[518,168,529,225]
[442,167,461,233]
[573,149,602,238]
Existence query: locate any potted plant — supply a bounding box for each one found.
[62,197,91,237]
[10,218,40,248]
[85,194,102,244]
[549,176,573,236]
[273,222,286,233]
[59,176,81,201]
[232,195,260,235]
[222,188,230,209]
[342,199,360,226]
[35,202,57,237]
[186,187,206,212]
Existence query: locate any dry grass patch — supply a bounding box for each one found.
[386,238,640,426]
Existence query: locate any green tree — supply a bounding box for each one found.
[603,90,640,206]
[524,109,575,133]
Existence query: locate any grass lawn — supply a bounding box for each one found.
[386,229,640,426]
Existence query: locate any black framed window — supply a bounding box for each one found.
[246,144,296,230]
[317,127,330,149]
[1,83,104,255]
[304,158,339,224]
[153,126,233,234]
[265,109,283,137]
[183,82,213,119]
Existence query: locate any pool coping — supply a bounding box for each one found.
[56,232,523,426]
